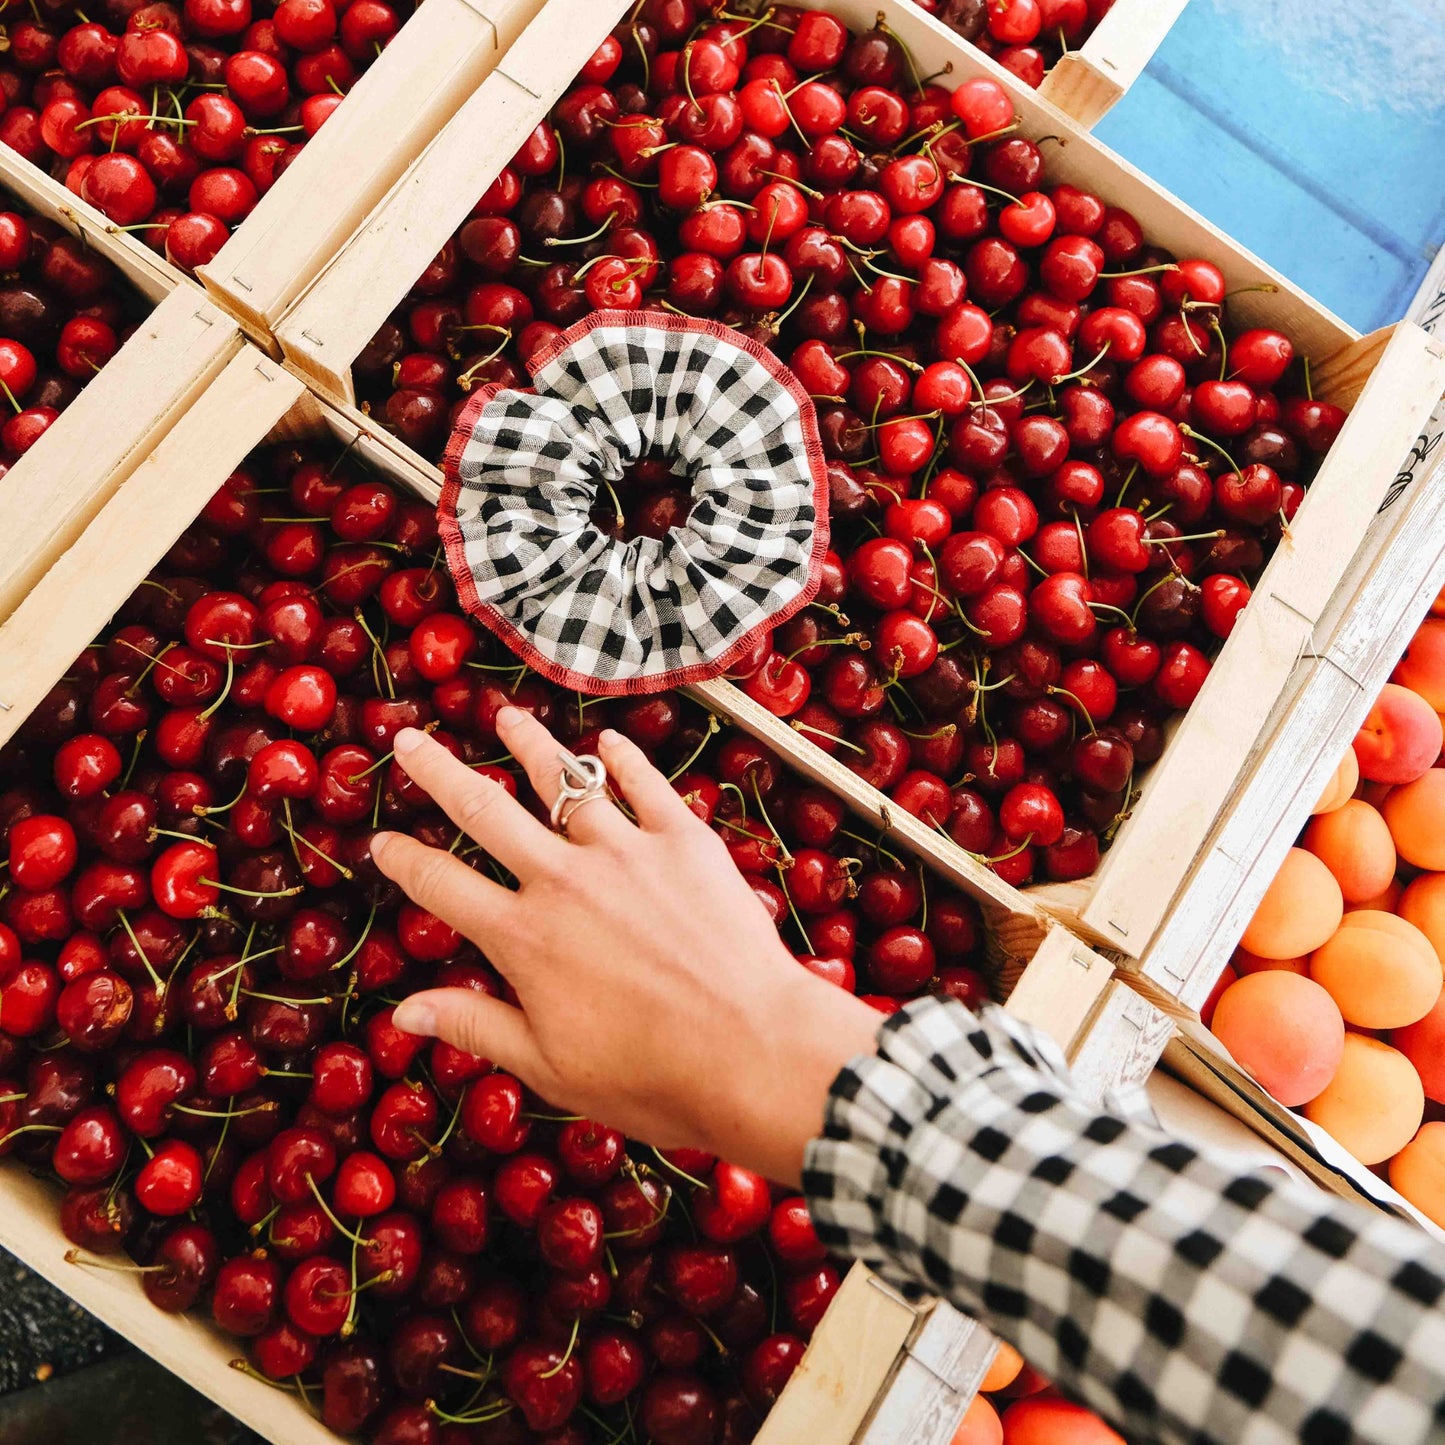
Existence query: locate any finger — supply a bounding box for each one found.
[598,727,697,832]
[371,831,516,942]
[496,706,631,845]
[392,987,549,1087]
[391,728,561,878]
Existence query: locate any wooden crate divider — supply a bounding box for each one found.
[0,339,1138,1444]
[269,0,1445,969]
[0,289,243,633]
[276,0,634,400]
[1037,0,1190,126]
[198,0,550,345]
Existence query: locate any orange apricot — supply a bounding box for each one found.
[1392,620,1445,712]
[1388,1122,1445,1229]
[1347,878,1403,914]
[1392,990,1445,1104]
[1210,972,1345,1106]
[979,1341,1024,1395]
[1000,1399,1125,1445]
[1400,873,1445,968]
[1301,799,1396,904]
[1303,1034,1424,1166]
[1309,911,1442,1030]
[1232,946,1308,976]
[1433,584,1445,618]
[1383,770,1445,870]
[1200,964,1236,1027]
[1240,847,1343,959]
[953,1394,1004,1445]
[1354,683,1444,784]
[1312,747,1359,814]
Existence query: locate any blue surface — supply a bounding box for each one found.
[1095,0,1445,331]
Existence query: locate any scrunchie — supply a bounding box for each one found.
[439,310,829,695]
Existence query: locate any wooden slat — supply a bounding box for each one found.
[1076,322,1445,955]
[0,289,241,629]
[757,1265,920,1445]
[1137,415,1445,1010]
[1000,925,1115,1060]
[199,0,548,343]
[0,1166,339,1445]
[276,0,633,401]
[0,350,305,748]
[0,145,183,304]
[1038,0,1189,127]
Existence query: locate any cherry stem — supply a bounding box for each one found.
[790,720,867,755]
[649,1146,707,1190]
[988,833,1035,864]
[229,1361,303,1393]
[116,909,167,996]
[1179,425,1241,473]
[540,1317,581,1379]
[64,1250,163,1273]
[0,1124,62,1145]
[1100,263,1180,279]
[200,879,304,901]
[1114,462,1139,509]
[1149,529,1224,545]
[666,713,720,783]
[1045,684,1097,734]
[1052,341,1112,387]
[305,1173,371,1247]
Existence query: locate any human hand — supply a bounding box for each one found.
[369,707,883,1186]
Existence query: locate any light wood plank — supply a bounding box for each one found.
[199,0,548,340]
[277,0,634,400]
[758,1264,920,1445]
[0,351,305,747]
[1039,0,1189,128]
[1078,322,1445,954]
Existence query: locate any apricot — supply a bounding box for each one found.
[1400,873,1445,968]
[1433,584,1445,618]
[1393,619,1445,711]
[1309,911,1441,1029]
[1383,770,1445,870]
[1354,683,1443,784]
[1200,964,1236,1027]
[979,1341,1023,1395]
[1302,799,1396,904]
[1232,947,1308,976]
[953,1394,1004,1445]
[1304,1034,1424,1166]
[1358,780,1395,810]
[1240,847,1343,959]
[1000,1399,1125,1445]
[1311,747,1358,814]
[1347,878,1403,914]
[1393,990,1445,1103]
[1210,972,1345,1106]
[1389,1122,1445,1229]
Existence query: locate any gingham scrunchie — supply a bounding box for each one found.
[438,310,829,695]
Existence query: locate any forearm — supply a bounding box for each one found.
[804,997,1445,1445]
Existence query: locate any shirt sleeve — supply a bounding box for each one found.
[802,995,1445,1445]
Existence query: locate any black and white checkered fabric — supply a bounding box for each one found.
[804,997,1445,1445]
[439,311,828,695]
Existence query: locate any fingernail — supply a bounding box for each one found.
[392,998,439,1038]
[599,729,622,748]
[393,727,424,756]
[496,705,524,730]
[369,831,396,861]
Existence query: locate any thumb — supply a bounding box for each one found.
[393,989,547,1085]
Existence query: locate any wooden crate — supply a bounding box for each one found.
[0,148,246,636]
[197,0,551,346]
[0,342,1133,1445]
[1038,0,1191,126]
[269,0,1445,962]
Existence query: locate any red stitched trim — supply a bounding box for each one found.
[436,309,831,698]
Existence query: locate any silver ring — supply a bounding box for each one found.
[549,750,609,837]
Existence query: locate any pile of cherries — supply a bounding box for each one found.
[354,0,1342,888]
[0,0,414,273]
[0,202,144,468]
[910,0,1117,88]
[0,439,991,1444]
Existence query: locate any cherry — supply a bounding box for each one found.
[502,1340,584,1433]
[135,1137,204,1215]
[9,814,78,889]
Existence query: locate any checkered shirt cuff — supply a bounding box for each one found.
[804,996,1445,1445]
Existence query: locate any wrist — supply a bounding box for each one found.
[702,968,883,1188]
